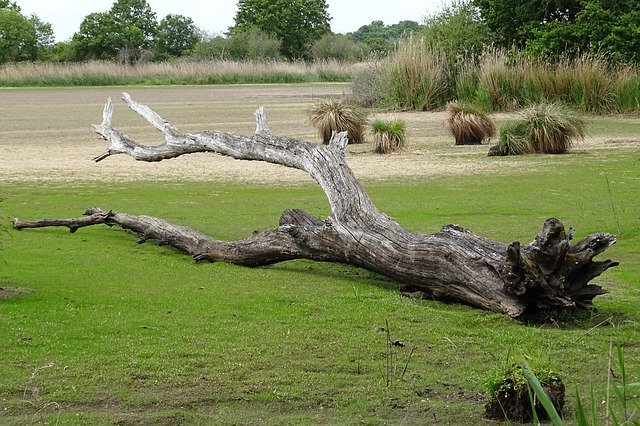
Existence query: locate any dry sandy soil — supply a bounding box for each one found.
[0,84,637,185]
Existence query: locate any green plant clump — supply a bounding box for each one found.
[492,103,584,156]
[521,103,585,154]
[370,119,407,154]
[484,361,565,423]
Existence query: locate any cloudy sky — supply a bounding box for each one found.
[15,0,448,42]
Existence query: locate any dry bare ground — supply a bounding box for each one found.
[0,84,638,184]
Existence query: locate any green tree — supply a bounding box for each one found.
[71,0,157,62]
[0,0,19,10]
[28,14,55,60]
[473,0,639,63]
[155,14,200,59]
[0,8,36,63]
[110,0,157,48]
[231,0,331,60]
[472,0,581,49]
[72,12,123,60]
[348,20,422,55]
[526,1,640,63]
[422,0,490,61]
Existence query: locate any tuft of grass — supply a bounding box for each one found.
[492,103,584,156]
[308,98,368,144]
[484,357,564,423]
[370,119,407,154]
[520,103,585,154]
[493,121,532,156]
[445,101,496,145]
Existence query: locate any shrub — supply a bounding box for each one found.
[311,33,365,62]
[445,101,495,145]
[225,28,282,61]
[308,98,368,144]
[370,119,407,154]
[351,61,386,107]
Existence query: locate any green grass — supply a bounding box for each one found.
[1,141,638,424]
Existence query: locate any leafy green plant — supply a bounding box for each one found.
[445,100,495,145]
[308,98,368,144]
[370,119,407,154]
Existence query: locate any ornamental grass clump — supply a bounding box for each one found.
[489,121,532,156]
[370,119,407,154]
[489,103,584,156]
[445,101,496,145]
[308,98,368,144]
[521,102,585,154]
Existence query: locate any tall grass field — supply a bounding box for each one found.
[0,59,358,87]
[354,43,640,114]
[0,86,638,424]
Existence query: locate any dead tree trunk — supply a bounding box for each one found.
[12,93,618,317]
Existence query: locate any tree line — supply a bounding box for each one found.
[1,0,638,65]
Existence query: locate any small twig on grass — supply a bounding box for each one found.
[604,174,621,235]
[385,320,392,387]
[401,346,417,380]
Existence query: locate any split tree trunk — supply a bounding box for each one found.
[12,93,618,317]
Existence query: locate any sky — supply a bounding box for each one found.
[15,0,448,42]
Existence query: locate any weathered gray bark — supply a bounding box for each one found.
[12,93,618,317]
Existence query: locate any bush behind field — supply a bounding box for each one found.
[0,59,357,87]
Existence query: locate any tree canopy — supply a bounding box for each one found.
[155,14,199,59]
[231,0,331,60]
[0,0,56,63]
[473,0,640,62]
[0,7,35,63]
[421,1,490,61]
[72,0,157,63]
[348,20,422,55]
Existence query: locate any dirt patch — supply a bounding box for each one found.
[0,85,634,185]
[0,286,31,300]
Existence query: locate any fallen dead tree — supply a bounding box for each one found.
[13,93,618,317]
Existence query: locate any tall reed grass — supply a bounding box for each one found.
[353,37,640,114]
[383,35,447,111]
[0,59,360,87]
[471,49,638,114]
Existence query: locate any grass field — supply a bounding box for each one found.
[0,85,638,424]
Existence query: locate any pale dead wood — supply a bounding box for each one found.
[13,93,618,317]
